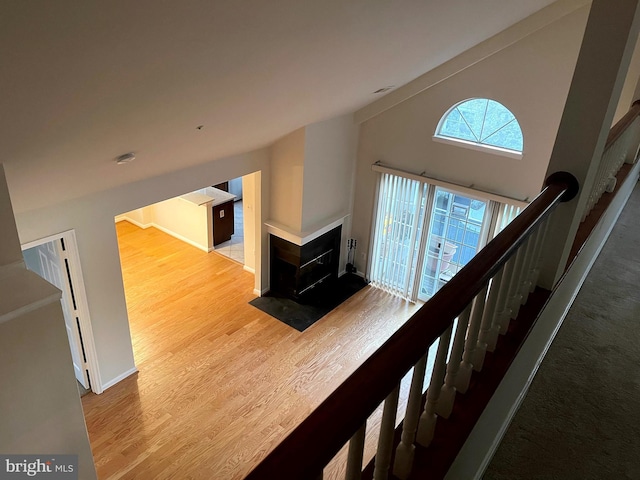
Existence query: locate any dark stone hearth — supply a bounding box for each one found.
[249,273,368,332]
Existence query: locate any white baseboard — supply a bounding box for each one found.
[116,216,152,229]
[254,287,270,296]
[100,367,138,392]
[151,223,209,253]
[243,265,256,274]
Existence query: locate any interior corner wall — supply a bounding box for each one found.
[350,6,590,275]
[301,114,359,271]
[269,127,306,231]
[301,114,359,230]
[12,148,270,391]
[0,165,23,267]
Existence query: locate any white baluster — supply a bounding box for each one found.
[507,244,527,320]
[515,236,537,310]
[523,223,545,296]
[393,354,428,479]
[494,255,516,336]
[475,267,505,364]
[417,325,453,447]
[373,383,401,480]
[345,424,366,480]
[435,305,472,419]
[455,286,487,390]
[529,216,552,291]
[481,267,506,353]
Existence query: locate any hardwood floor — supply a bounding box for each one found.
[82,221,421,479]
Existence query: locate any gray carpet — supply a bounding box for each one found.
[484,181,640,480]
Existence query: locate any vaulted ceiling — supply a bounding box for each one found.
[1,0,557,211]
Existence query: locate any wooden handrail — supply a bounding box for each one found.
[605,100,640,150]
[245,172,578,480]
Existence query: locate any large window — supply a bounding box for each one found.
[435,98,523,154]
[369,172,522,302]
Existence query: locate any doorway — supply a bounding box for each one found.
[21,231,99,393]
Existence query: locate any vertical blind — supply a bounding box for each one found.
[369,173,428,300]
[369,170,525,302]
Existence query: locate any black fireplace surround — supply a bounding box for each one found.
[270,225,341,300]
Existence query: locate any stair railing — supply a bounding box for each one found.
[582,100,640,221]
[245,171,578,480]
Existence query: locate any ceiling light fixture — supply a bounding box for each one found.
[115,152,136,165]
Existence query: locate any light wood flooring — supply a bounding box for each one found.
[82,221,421,479]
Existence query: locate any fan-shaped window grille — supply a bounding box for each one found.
[436,99,523,153]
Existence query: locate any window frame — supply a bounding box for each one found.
[433,98,524,159]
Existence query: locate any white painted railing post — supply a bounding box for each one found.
[506,244,527,320]
[474,269,505,368]
[515,236,537,310]
[417,325,454,447]
[530,216,552,290]
[393,354,428,479]
[455,287,487,391]
[435,305,472,418]
[480,267,505,353]
[495,254,517,335]
[373,384,401,480]
[345,424,366,480]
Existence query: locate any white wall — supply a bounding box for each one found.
[12,148,270,391]
[350,6,590,274]
[0,166,23,267]
[152,197,210,252]
[269,127,306,231]
[302,114,359,271]
[302,114,359,230]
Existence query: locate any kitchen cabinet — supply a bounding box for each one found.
[213,200,234,246]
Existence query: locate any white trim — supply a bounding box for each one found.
[371,162,529,207]
[150,223,209,253]
[432,135,523,160]
[115,215,152,230]
[253,287,269,296]
[265,213,349,246]
[243,265,256,274]
[101,367,138,392]
[20,230,104,394]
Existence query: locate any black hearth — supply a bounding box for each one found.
[270,225,341,300]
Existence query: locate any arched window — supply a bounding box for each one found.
[435,98,523,154]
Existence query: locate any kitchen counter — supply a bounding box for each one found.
[180,187,236,207]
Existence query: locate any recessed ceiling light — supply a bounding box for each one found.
[373,86,395,94]
[115,152,136,165]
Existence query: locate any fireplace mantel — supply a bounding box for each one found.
[265,213,349,247]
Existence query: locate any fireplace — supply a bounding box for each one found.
[270,225,341,300]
